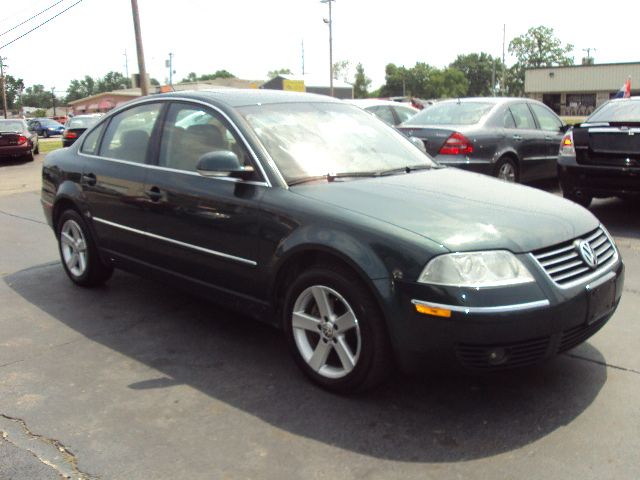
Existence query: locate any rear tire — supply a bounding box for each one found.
[57,209,113,287]
[282,263,393,393]
[494,157,519,183]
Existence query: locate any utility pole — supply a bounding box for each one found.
[301,39,305,75]
[51,87,56,116]
[0,57,8,118]
[501,24,506,96]
[321,0,334,97]
[167,52,173,85]
[582,47,596,65]
[130,0,149,95]
[123,49,129,79]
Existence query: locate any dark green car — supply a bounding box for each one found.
[41,90,624,393]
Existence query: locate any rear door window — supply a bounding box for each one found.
[509,104,537,130]
[99,103,162,163]
[529,103,563,131]
[80,123,106,155]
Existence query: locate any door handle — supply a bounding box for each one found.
[81,173,97,186]
[512,134,523,141]
[544,136,553,141]
[144,186,163,202]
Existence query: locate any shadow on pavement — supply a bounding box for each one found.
[590,197,640,240]
[6,264,608,463]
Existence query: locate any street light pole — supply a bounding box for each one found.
[321,0,335,97]
[0,57,8,118]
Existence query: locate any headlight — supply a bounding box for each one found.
[418,251,534,287]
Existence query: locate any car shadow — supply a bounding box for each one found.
[590,197,640,240]
[5,264,608,463]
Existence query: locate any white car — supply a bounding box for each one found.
[347,99,419,126]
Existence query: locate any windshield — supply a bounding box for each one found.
[0,120,24,132]
[587,99,640,123]
[238,102,435,183]
[68,116,100,129]
[403,101,494,126]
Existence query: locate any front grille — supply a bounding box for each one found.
[456,337,550,370]
[532,227,616,287]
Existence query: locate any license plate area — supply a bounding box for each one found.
[586,272,617,325]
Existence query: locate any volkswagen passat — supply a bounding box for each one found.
[41,90,624,393]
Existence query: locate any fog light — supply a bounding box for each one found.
[487,347,509,366]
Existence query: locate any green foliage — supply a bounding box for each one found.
[20,84,52,108]
[30,109,47,117]
[332,60,350,82]
[450,53,503,97]
[507,26,574,96]
[353,63,371,99]
[379,62,468,99]
[181,70,236,82]
[267,68,293,79]
[65,72,131,103]
[2,74,25,109]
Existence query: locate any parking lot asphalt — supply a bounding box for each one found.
[1,152,639,479]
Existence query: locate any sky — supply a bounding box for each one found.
[1,0,639,97]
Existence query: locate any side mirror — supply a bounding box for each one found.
[196,150,254,180]
[409,136,427,154]
[560,124,571,133]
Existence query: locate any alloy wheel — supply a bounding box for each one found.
[291,285,361,379]
[60,219,88,278]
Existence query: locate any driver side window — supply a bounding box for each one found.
[159,103,254,175]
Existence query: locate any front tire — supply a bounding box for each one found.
[283,264,392,393]
[57,210,113,287]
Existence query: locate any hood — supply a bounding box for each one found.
[292,168,598,253]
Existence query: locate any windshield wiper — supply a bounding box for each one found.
[377,164,433,176]
[288,171,382,186]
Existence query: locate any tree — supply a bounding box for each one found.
[199,70,235,81]
[2,74,25,109]
[96,71,131,92]
[65,75,98,102]
[332,60,350,82]
[181,72,198,83]
[267,68,293,79]
[450,53,503,97]
[353,63,371,98]
[20,84,52,108]
[379,62,468,99]
[507,26,574,96]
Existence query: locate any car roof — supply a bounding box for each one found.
[346,99,419,110]
[156,88,343,108]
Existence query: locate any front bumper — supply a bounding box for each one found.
[558,155,640,197]
[387,258,624,372]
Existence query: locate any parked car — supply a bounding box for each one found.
[42,90,623,393]
[28,118,65,138]
[62,114,102,147]
[348,99,419,126]
[397,97,568,183]
[0,118,39,162]
[50,115,68,125]
[558,97,640,207]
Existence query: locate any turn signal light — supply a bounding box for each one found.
[559,131,575,156]
[415,303,452,318]
[439,132,473,155]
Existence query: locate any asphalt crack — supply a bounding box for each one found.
[565,352,640,375]
[0,414,96,479]
[0,208,48,226]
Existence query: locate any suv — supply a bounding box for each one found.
[558,97,640,207]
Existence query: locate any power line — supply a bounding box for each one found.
[0,0,82,51]
[0,0,65,38]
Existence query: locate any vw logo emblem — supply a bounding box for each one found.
[575,240,598,269]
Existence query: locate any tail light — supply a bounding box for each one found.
[439,132,473,155]
[560,131,575,157]
[17,135,27,145]
[63,130,78,139]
